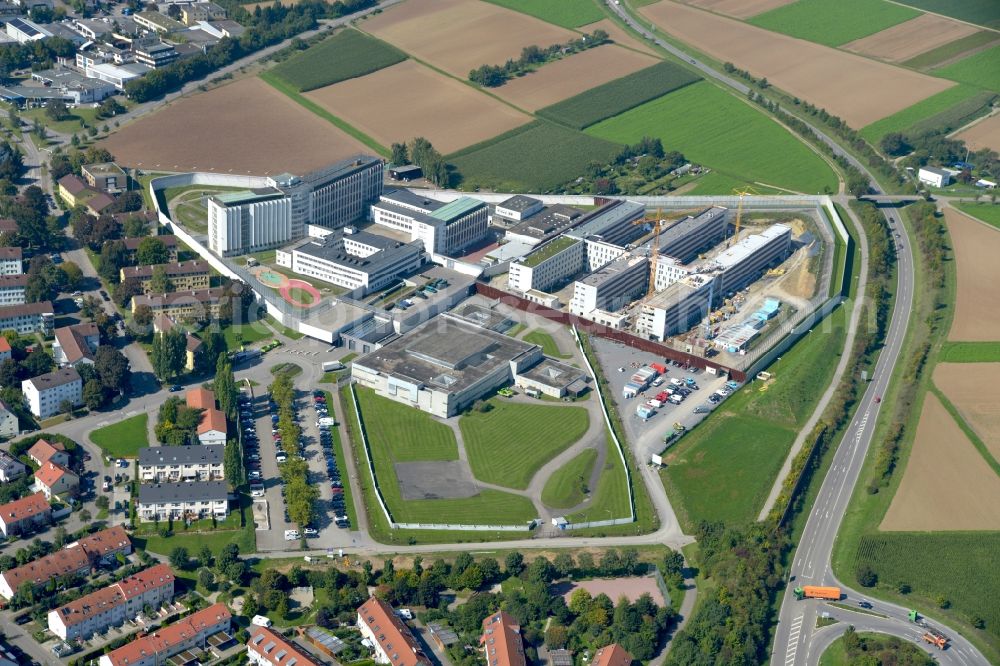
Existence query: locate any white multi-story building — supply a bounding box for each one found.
[493,195,544,225]
[0,274,26,305]
[137,481,228,522]
[637,274,715,342]
[138,445,224,483]
[48,564,175,641]
[655,206,728,265]
[22,368,83,419]
[568,254,648,317]
[0,302,54,335]
[508,237,585,294]
[713,224,792,296]
[0,247,22,275]
[583,238,626,273]
[0,399,17,440]
[653,256,691,291]
[207,188,291,257]
[371,190,488,256]
[0,449,25,482]
[918,166,951,188]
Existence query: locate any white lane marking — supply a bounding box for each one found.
[784,615,803,664]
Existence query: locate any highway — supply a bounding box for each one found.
[607,1,988,663]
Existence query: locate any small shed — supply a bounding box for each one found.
[389,164,423,181]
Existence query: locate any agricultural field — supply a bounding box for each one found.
[880,394,1000,531]
[933,363,1000,460]
[954,112,1000,152]
[579,19,658,55]
[953,202,1000,231]
[684,0,795,19]
[640,0,955,128]
[305,60,531,154]
[495,45,658,112]
[748,0,920,47]
[933,46,1000,92]
[945,207,1000,341]
[268,29,406,91]
[891,0,1000,29]
[842,14,980,63]
[858,85,988,142]
[587,81,838,193]
[448,120,621,192]
[459,401,590,489]
[483,0,604,28]
[538,61,700,130]
[938,341,1000,363]
[902,31,1000,70]
[101,77,370,174]
[361,0,574,79]
[541,448,598,509]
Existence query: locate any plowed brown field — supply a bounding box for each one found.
[101,77,370,175]
[843,14,980,62]
[362,0,574,79]
[685,0,795,19]
[946,207,1000,341]
[955,112,1000,152]
[305,60,530,154]
[934,363,1000,461]
[640,0,954,127]
[496,45,657,111]
[881,393,1000,531]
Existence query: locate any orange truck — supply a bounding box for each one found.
[922,630,949,649]
[794,586,841,601]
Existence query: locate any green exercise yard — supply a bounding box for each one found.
[460,400,589,489]
[354,388,536,524]
[90,413,148,457]
[567,436,632,523]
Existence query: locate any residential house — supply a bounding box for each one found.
[248,625,321,666]
[136,481,228,522]
[186,387,226,445]
[0,450,25,482]
[124,235,178,263]
[0,544,89,599]
[0,491,50,538]
[153,315,202,371]
[138,444,224,483]
[98,602,232,666]
[85,192,117,217]
[22,367,83,419]
[590,645,633,666]
[27,438,69,467]
[0,302,54,335]
[0,399,18,439]
[57,174,94,208]
[480,611,525,666]
[75,525,132,565]
[357,597,431,666]
[0,274,26,305]
[81,162,126,193]
[120,260,211,294]
[0,247,22,275]
[53,322,100,367]
[34,461,79,499]
[0,337,10,361]
[181,1,226,25]
[131,288,226,321]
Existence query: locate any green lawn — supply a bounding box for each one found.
[890,0,1000,29]
[953,202,1000,231]
[270,362,303,378]
[222,322,273,349]
[684,171,780,195]
[902,31,1000,69]
[748,0,919,47]
[269,28,406,91]
[482,0,604,28]
[356,387,457,461]
[938,341,1000,362]
[933,46,1000,92]
[136,525,256,558]
[90,414,148,458]
[859,85,986,142]
[20,106,105,134]
[541,448,597,509]
[587,82,837,194]
[523,329,572,358]
[567,437,632,522]
[460,401,589,489]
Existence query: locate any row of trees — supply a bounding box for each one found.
[469,30,609,87]
[390,137,448,188]
[270,372,316,527]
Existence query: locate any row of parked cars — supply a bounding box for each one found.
[239,392,267,497]
[315,390,350,529]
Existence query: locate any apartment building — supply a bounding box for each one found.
[22,368,83,419]
[138,445,224,483]
[120,260,211,293]
[713,224,792,296]
[0,450,25,482]
[75,525,132,565]
[357,597,431,666]
[0,274,26,305]
[48,564,175,641]
[181,1,226,25]
[0,301,54,335]
[371,190,488,256]
[0,247,22,275]
[0,543,89,599]
[508,237,585,294]
[28,438,69,467]
[0,400,18,440]
[480,611,525,666]
[53,322,100,367]
[272,156,383,236]
[34,461,79,499]
[656,206,728,266]
[568,254,648,317]
[131,288,225,320]
[207,188,291,257]
[248,625,321,666]
[124,235,178,263]
[137,481,228,522]
[99,602,232,666]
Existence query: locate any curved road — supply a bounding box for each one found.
[606,1,987,663]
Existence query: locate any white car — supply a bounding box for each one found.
[284,530,299,541]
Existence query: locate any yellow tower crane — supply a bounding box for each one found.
[730,186,759,246]
[634,208,664,300]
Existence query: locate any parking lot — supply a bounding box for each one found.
[591,337,734,462]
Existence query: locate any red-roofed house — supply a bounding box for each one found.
[590,644,633,666]
[0,336,10,361]
[186,387,226,445]
[77,525,132,565]
[0,545,91,599]
[357,597,431,666]
[27,438,69,467]
[98,602,232,666]
[248,625,321,666]
[0,491,51,538]
[53,322,101,367]
[480,611,525,666]
[48,564,175,640]
[34,461,79,499]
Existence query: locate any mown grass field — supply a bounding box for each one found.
[90,414,148,457]
[483,0,604,28]
[902,31,999,69]
[954,202,1000,231]
[460,401,589,489]
[568,437,631,522]
[587,81,837,193]
[859,85,987,142]
[893,0,1000,29]
[523,329,571,358]
[538,61,700,130]
[354,387,536,525]
[933,46,1000,92]
[269,28,406,92]
[541,448,597,509]
[748,0,920,47]
[938,341,1000,362]
[136,525,257,558]
[449,120,621,192]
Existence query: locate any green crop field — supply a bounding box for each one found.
[854,533,1000,642]
[542,448,597,509]
[587,81,837,194]
[892,0,1000,29]
[567,439,631,522]
[460,401,589,489]
[933,46,1000,92]
[90,414,148,457]
[938,341,1000,363]
[449,121,621,192]
[903,32,1000,70]
[954,202,1000,231]
[354,388,536,525]
[523,329,572,358]
[483,0,604,28]
[538,61,701,130]
[269,29,406,92]
[859,85,988,142]
[748,0,919,47]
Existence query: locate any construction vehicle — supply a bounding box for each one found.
[793,586,841,601]
[766,268,785,277]
[922,629,949,649]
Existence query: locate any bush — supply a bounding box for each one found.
[857,564,878,587]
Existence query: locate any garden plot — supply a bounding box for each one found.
[933,363,1000,461]
[946,207,1000,341]
[843,13,980,62]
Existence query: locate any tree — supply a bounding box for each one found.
[224,439,243,487]
[97,97,125,119]
[214,354,237,419]
[390,142,409,166]
[217,543,240,572]
[22,347,53,377]
[568,587,592,614]
[149,265,172,294]
[545,624,568,649]
[198,568,215,590]
[83,379,105,410]
[113,277,143,309]
[856,564,877,587]
[59,262,83,291]
[505,551,524,576]
[136,237,169,265]
[110,191,144,213]
[94,346,131,394]
[170,547,190,570]
[79,509,91,522]
[151,328,186,380]
[241,594,258,618]
[133,304,154,329]
[880,132,911,157]
[847,170,870,199]
[199,544,212,568]
[95,495,109,510]
[45,100,70,121]
[99,240,128,283]
[553,552,574,578]
[123,215,149,238]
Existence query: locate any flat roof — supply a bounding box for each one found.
[516,357,586,390]
[449,303,512,332]
[578,254,646,288]
[497,195,541,212]
[138,480,227,503]
[644,273,713,309]
[354,314,538,395]
[429,196,485,223]
[138,444,223,466]
[567,200,645,240]
[520,236,580,268]
[508,204,584,240]
[293,231,422,273]
[210,188,284,206]
[380,188,444,213]
[484,240,534,263]
[712,224,790,270]
[657,206,727,256]
[298,155,381,188]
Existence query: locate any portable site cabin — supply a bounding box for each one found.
[650,362,668,375]
[637,405,655,420]
[623,382,642,398]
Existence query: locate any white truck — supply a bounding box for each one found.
[322,361,345,372]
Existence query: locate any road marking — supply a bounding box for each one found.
[784,615,803,664]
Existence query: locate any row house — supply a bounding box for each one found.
[138,445,224,483]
